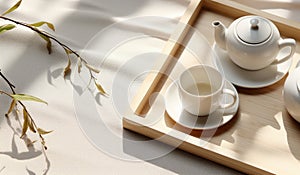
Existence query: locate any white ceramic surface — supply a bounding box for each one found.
[178,65,236,116]
[283,63,300,123]
[165,80,239,130]
[212,44,293,88]
[213,16,296,70]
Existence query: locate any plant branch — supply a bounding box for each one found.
[0,69,16,94]
[0,71,49,149]
[0,1,106,151]
[0,16,81,58]
[0,16,105,88]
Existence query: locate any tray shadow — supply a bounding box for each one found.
[122,107,243,174]
[282,109,300,161]
[164,109,240,146]
[122,128,244,175]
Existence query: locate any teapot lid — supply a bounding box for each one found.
[236,16,272,44]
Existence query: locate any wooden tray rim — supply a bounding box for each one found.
[123,0,300,174]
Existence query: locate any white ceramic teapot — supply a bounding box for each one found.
[213,15,296,70]
[283,61,300,122]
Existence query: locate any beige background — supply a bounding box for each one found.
[0,0,299,174]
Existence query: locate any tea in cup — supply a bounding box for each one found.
[178,65,236,116]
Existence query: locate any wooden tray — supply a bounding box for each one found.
[123,0,300,174]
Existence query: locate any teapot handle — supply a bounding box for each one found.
[271,38,296,65]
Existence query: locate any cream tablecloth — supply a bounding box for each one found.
[0,0,299,174]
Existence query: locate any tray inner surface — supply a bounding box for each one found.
[123,1,300,174]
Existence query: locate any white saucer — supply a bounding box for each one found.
[165,80,239,130]
[212,44,293,88]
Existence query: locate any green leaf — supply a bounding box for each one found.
[94,80,106,95]
[11,94,48,105]
[29,21,55,31]
[38,34,52,54]
[1,0,22,16]
[0,24,16,34]
[37,128,52,135]
[20,108,29,138]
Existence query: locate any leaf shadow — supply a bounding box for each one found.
[46,68,63,86]
[0,167,5,174]
[71,82,84,96]
[26,168,36,175]
[1,114,50,174]
[47,67,84,96]
[0,134,42,160]
[94,92,109,106]
[42,148,50,175]
[4,115,42,159]
[95,92,102,106]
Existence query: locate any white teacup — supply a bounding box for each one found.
[178,65,236,116]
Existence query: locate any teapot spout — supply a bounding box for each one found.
[212,21,227,50]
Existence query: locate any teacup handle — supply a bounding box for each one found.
[219,88,237,109]
[272,38,296,65]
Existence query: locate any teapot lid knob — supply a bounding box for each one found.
[250,18,259,29]
[236,16,272,44]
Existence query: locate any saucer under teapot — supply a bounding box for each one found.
[212,43,292,88]
[213,15,296,70]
